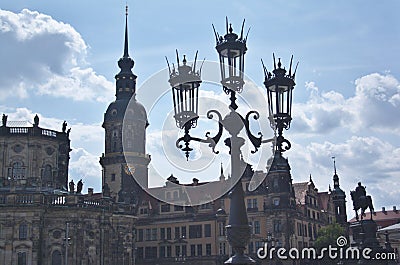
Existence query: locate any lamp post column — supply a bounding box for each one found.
[223,109,253,264]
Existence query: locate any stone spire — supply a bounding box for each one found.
[115,5,137,100]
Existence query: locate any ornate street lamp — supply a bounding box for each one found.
[262,54,297,153]
[167,51,222,160]
[168,18,297,265]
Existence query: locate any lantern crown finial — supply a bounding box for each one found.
[264,55,298,82]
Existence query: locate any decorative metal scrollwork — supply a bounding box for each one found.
[176,109,223,160]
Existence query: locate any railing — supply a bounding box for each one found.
[15,194,34,204]
[1,126,65,139]
[10,127,29,134]
[0,192,134,214]
[41,129,57,137]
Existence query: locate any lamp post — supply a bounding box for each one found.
[168,19,297,265]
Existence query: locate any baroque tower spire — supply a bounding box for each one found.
[115,5,137,100]
[100,6,150,203]
[124,5,129,58]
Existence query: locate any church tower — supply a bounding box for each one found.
[100,6,150,203]
[331,157,347,226]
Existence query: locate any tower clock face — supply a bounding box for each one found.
[124,164,136,175]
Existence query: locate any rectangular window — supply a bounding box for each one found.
[255,241,263,251]
[175,227,180,239]
[253,198,258,209]
[111,174,116,181]
[197,244,202,256]
[139,208,148,215]
[166,246,171,257]
[189,225,202,239]
[159,246,165,258]
[297,223,302,236]
[254,220,260,234]
[144,247,157,259]
[137,247,144,260]
[190,245,196,256]
[161,204,170,212]
[160,228,165,240]
[247,198,252,208]
[167,227,171,240]
[219,243,226,255]
[181,226,186,238]
[206,244,212,256]
[182,245,187,256]
[175,245,180,257]
[151,228,157,241]
[248,242,254,254]
[204,224,211,237]
[138,229,143,242]
[174,205,184,211]
[145,229,151,241]
[219,221,226,236]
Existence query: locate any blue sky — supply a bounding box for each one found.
[1,1,399,216]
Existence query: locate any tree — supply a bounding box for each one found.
[313,223,346,265]
[314,223,345,249]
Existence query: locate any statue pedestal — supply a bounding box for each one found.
[349,220,391,264]
[350,219,380,249]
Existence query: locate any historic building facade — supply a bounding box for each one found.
[0,8,350,265]
[0,12,140,265]
[133,156,345,265]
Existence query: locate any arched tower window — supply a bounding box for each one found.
[273,177,279,192]
[112,129,119,152]
[51,250,62,265]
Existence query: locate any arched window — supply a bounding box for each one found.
[19,223,28,240]
[42,164,52,185]
[51,250,62,265]
[17,252,27,265]
[273,177,279,191]
[12,162,25,179]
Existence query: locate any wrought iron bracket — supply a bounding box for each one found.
[176,109,223,160]
[241,110,262,154]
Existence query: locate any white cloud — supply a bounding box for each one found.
[293,73,400,134]
[0,9,113,102]
[69,147,102,192]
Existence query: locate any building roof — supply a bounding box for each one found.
[379,223,400,232]
[349,208,400,223]
[5,121,33,127]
